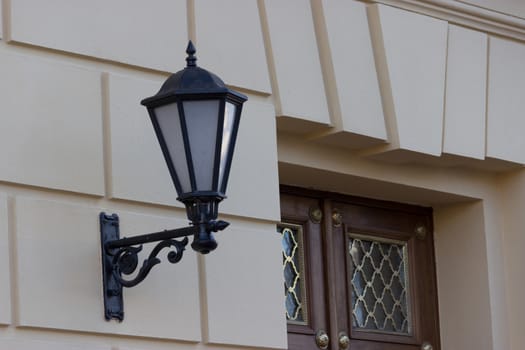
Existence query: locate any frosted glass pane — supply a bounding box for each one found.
[219,102,237,192]
[155,103,192,193]
[183,100,219,191]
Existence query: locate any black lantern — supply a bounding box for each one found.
[141,41,247,254]
[99,41,247,322]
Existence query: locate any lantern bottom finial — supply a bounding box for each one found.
[191,224,218,254]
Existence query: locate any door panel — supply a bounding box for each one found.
[280,187,440,350]
[280,193,329,350]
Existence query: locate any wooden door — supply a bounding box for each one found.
[280,192,329,350]
[280,187,440,350]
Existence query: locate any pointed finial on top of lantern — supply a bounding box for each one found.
[186,41,197,67]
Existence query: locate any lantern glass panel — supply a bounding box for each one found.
[218,102,237,192]
[155,102,192,194]
[183,99,220,192]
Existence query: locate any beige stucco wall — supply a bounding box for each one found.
[497,170,525,350]
[0,0,524,349]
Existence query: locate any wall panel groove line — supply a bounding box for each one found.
[0,195,12,325]
[197,254,210,343]
[101,73,113,199]
[187,0,196,43]
[440,26,450,154]
[257,0,283,116]
[7,196,17,325]
[366,4,401,148]
[484,33,490,158]
[0,0,4,39]
[1,0,10,41]
[310,0,339,128]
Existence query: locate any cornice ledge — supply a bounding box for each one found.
[360,0,525,41]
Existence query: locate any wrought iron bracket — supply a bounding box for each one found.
[100,212,228,321]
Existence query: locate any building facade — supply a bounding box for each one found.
[0,0,524,349]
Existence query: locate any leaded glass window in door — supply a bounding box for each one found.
[279,224,308,324]
[348,234,411,335]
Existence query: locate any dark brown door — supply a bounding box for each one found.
[280,187,440,350]
[280,192,329,350]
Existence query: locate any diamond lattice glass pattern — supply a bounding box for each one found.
[279,224,307,324]
[348,235,410,334]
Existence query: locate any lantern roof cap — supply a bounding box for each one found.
[141,41,246,107]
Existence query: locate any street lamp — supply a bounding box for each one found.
[141,41,247,254]
[100,41,247,321]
